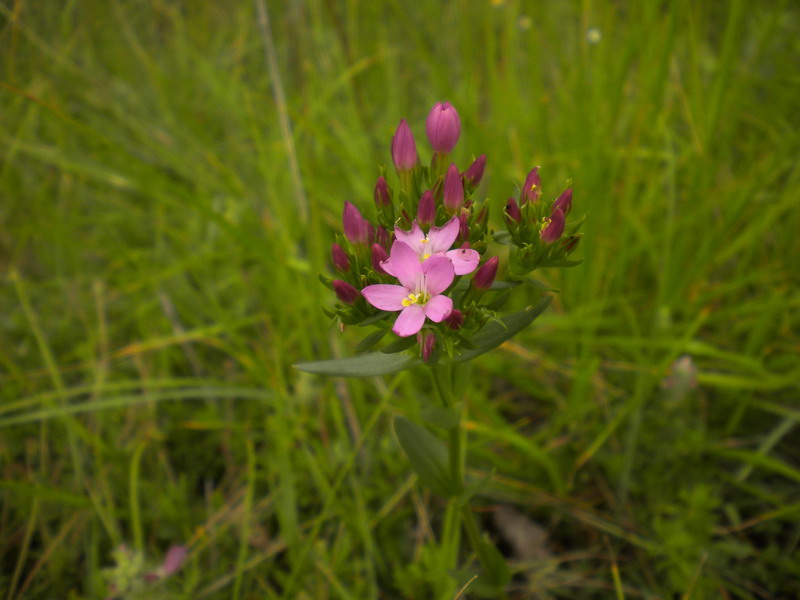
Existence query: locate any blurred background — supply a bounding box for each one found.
[1,1,799,598]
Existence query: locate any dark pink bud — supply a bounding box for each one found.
[540,208,565,243]
[161,545,188,577]
[444,309,464,330]
[505,197,522,225]
[417,190,436,229]
[457,213,469,244]
[521,167,542,205]
[333,280,360,304]
[443,164,464,212]
[464,154,487,189]
[331,243,350,272]
[425,102,461,153]
[553,188,572,216]
[374,226,389,249]
[562,234,581,254]
[419,331,437,363]
[343,202,369,245]
[391,119,418,171]
[371,243,389,274]
[374,176,391,208]
[473,256,499,290]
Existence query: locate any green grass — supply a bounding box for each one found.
[2,0,799,598]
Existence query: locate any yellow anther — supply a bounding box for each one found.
[420,238,429,244]
[422,253,431,260]
[401,293,420,307]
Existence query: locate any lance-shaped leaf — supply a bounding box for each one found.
[394,416,459,497]
[451,295,552,363]
[294,352,419,377]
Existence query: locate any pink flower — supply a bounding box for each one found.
[362,241,455,337]
[382,217,479,276]
[540,207,565,243]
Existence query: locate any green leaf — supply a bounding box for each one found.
[477,535,512,587]
[451,295,553,363]
[294,352,419,377]
[380,335,417,354]
[394,416,458,497]
[355,328,388,353]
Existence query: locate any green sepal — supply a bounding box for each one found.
[483,289,511,311]
[355,328,388,353]
[394,416,459,497]
[294,352,418,377]
[358,311,389,326]
[380,335,417,354]
[492,230,512,245]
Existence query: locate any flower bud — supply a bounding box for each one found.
[540,207,565,243]
[464,154,486,190]
[331,243,350,272]
[391,119,418,171]
[374,176,391,208]
[472,256,499,290]
[416,190,436,229]
[521,167,542,205]
[419,331,437,363]
[343,202,370,245]
[443,164,464,212]
[553,187,572,216]
[444,309,464,330]
[333,280,360,304]
[374,226,390,250]
[371,243,389,274]
[504,197,522,225]
[561,234,581,254]
[474,204,489,228]
[425,102,461,153]
[457,214,469,245]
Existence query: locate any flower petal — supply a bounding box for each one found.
[445,248,480,275]
[388,241,422,290]
[427,217,460,254]
[422,255,455,296]
[393,305,426,337]
[394,222,426,256]
[361,284,407,311]
[424,295,453,322]
[380,258,396,277]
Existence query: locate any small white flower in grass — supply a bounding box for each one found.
[362,241,455,337]
[382,217,480,276]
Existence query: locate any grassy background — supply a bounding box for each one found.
[2,0,799,598]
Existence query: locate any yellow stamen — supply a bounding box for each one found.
[422,253,431,260]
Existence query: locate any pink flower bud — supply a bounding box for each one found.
[464,154,486,189]
[472,256,499,290]
[374,176,391,208]
[343,202,370,245]
[161,545,187,577]
[331,243,350,272]
[457,214,470,244]
[504,197,522,225]
[425,102,461,153]
[374,226,390,250]
[540,207,565,243]
[562,234,581,254]
[371,243,389,274]
[333,280,360,304]
[419,331,437,363]
[553,187,572,216]
[521,167,542,205]
[391,119,418,171]
[444,309,464,330]
[443,164,464,212]
[417,190,436,229]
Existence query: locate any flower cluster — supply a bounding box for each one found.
[324,102,582,362]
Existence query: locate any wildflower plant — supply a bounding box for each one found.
[296,102,584,594]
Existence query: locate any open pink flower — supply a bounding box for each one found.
[381,217,479,276]
[362,241,455,337]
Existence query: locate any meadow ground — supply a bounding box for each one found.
[1,1,799,598]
